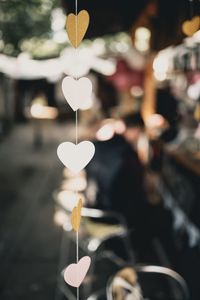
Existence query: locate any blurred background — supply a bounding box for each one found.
[0,0,200,299]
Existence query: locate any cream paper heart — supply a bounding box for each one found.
[66,10,90,48]
[62,76,92,111]
[57,141,95,174]
[64,256,91,287]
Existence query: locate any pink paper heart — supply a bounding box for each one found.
[64,256,91,287]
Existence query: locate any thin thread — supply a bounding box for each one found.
[75,0,78,48]
[75,0,78,145]
[75,0,78,16]
[77,287,79,300]
[75,110,78,145]
[76,231,79,262]
[76,230,79,300]
[189,0,194,19]
[75,2,79,300]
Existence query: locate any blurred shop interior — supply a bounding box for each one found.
[0,0,200,299]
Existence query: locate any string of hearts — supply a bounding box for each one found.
[57,2,94,293]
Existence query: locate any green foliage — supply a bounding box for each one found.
[0,0,59,56]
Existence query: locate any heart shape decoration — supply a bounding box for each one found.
[71,198,83,232]
[62,76,92,111]
[66,10,90,48]
[64,256,91,287]
[57,141,95,174]
[182,16,200,36]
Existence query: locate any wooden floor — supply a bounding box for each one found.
[0,123,68,300]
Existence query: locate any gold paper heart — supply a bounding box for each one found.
[66,10,90,48]
[194,103,200,121]
[71,198,83,232]
[182,16,200,37]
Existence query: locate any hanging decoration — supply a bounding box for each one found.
[182,16,200,36]
[71,198,82,232]
[66,10,90,48]
[64,256,92,288]
[62,76,93,111]
[57,141,95,174]
[57,0,94,297]
[182,0,200,36]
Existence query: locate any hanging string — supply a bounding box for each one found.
[76,230,79,299]
[75,1,79,300]
[189,0,194,19]
[75,0,78,146]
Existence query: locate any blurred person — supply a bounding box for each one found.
[156,87,179,143]
[86,112,174,262]
[85,112,147,230]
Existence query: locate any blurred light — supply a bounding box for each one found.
[135,40,150,52]
[0,41,116,79]
[146,114,166,128]
[53,30,68,43]
[62,48,91,77]
[154,72,167,81]
[192,30,200,42]
[63,222,73,231]
[41,1,52,13]
[61,176,87,191]
[17,52,30,62]
[114,120,126,134]
[153,51,170,81]
[135,27,151,52]
[91,38,106,56]
[54,210,67,226]
[88,295,98,300]
[124,48,146,71]
[146,114,168,139]
[194,123,200,139]
[0,39,5,51]
[96,123,114,141]
[88,238,101,251]
[130,86,144,98]
[57,190,85,212]
[135,27,151,40]
[96,119,127,141]
[63,167,86,179]
[92,57,116,76]
[79,96,93,110]
[51,8,66,32]
[187,82,200,100]
[30,104,58,119]
[137,134,149,164]
[3,43,14,55]
[115,42,129,53]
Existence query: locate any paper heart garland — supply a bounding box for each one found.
[182,16,200,36]
[57,141,95,174]
[62,76,92,111]
[64,256,91,287]
[66,10,90,48]
[71,198,83,232]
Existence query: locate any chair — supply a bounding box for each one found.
[107,265,189,300]
[53,188,135,300]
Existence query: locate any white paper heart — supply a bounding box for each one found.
[64,256,91,287]
[62,76,92,111]
[57,141,95,174]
